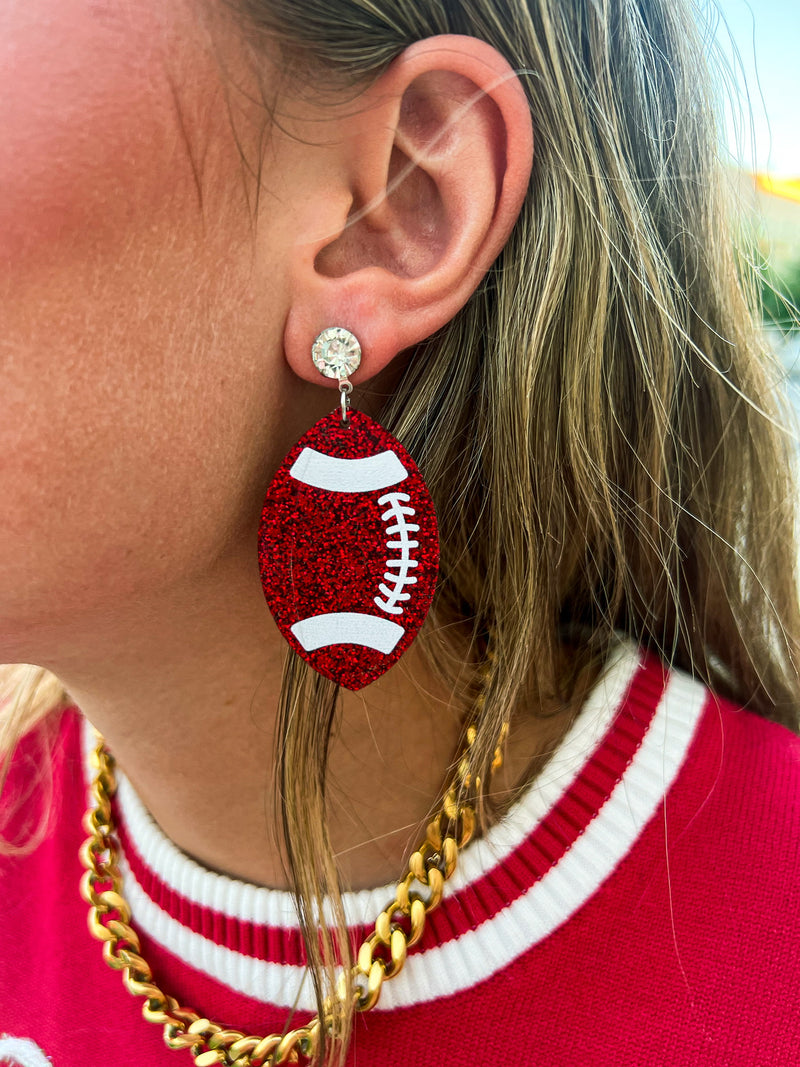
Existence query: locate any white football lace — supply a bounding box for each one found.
[374,491,419,615]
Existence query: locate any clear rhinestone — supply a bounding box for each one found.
[311,327,362,380]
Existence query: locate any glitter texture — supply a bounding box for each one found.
[258,409,439,691]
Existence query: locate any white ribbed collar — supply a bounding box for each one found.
[82,643,708,1010]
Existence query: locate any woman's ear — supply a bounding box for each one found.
[282,34,533,386]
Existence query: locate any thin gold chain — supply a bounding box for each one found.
[80,699,507,1066]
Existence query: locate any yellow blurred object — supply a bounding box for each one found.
[756,174,800,204]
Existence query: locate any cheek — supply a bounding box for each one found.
[0,1,189,263]
[0,0,293,650]
[0,258,284,655]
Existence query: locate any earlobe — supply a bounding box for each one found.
[283,34,533,387]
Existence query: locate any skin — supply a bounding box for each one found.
[0,0,541,888]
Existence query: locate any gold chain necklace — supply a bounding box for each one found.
[80,712,507,1066]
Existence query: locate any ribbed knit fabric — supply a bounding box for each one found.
[1,644,799,1066]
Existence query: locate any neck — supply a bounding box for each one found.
[45,548,472,890]
[44,547,575,891]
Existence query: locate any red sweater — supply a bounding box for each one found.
[1,644,799,1066]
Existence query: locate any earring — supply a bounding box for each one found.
[258,328,439,691]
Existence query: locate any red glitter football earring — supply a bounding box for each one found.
[258,327,439,691]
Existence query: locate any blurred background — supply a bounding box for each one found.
[712,0,800,410]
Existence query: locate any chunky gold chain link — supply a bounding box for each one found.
[80,707,506,1066]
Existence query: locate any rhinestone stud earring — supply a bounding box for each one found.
[257,327,440,690]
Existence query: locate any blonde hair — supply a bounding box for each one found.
[3,0,799,1060]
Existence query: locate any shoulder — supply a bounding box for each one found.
[599,649,800,923]
[625,648,800,812]
[647,660,800,917]
[681,676,800,832]
[0,708,84,851]
[583,653,800,1047]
